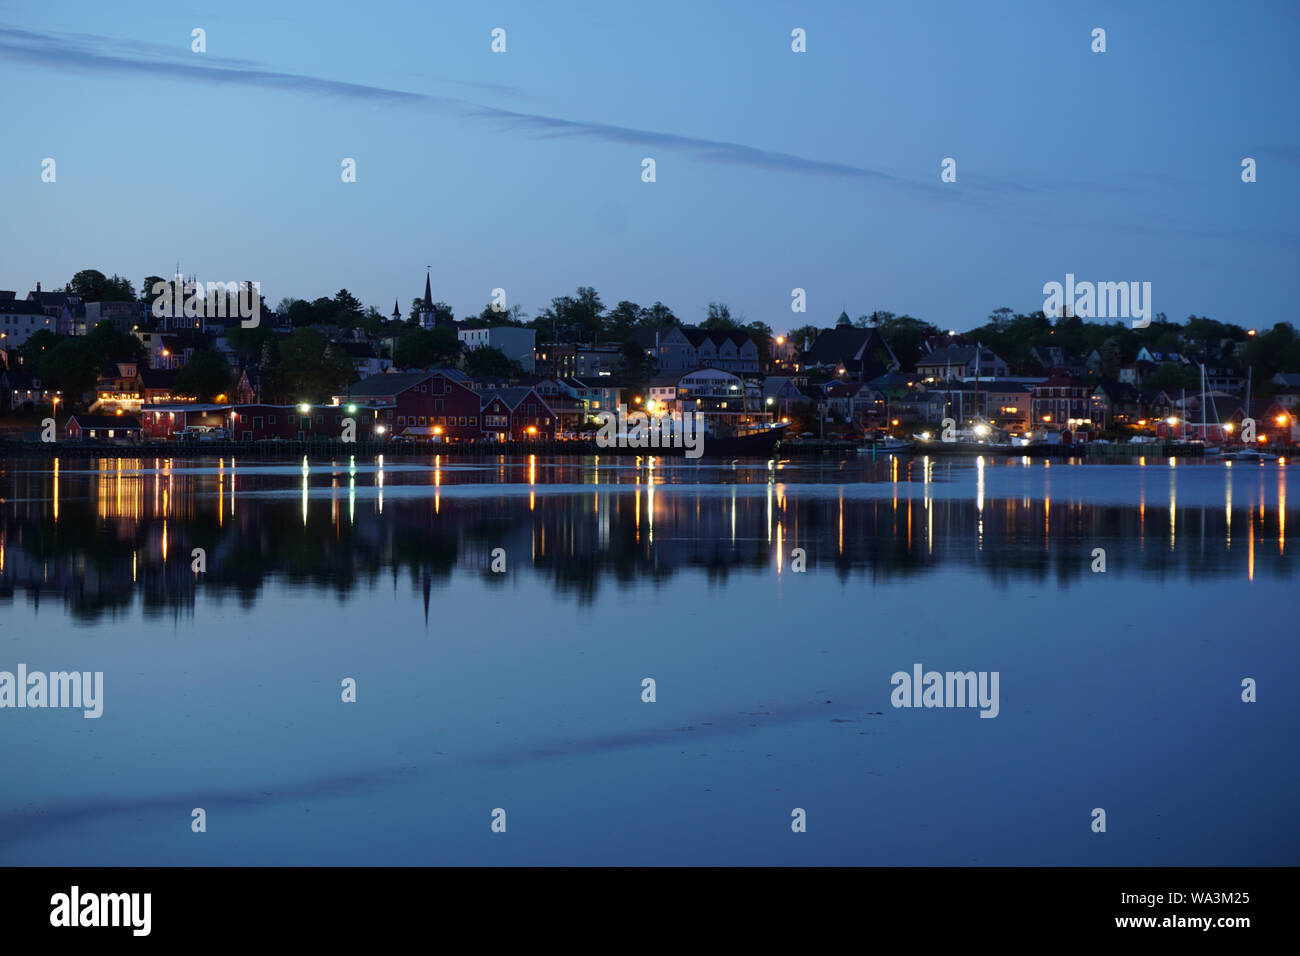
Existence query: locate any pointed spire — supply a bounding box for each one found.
[422,271,433,309]
[392,298,401,318]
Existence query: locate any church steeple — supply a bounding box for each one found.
[391,299,401,322]
[419,270,435,329]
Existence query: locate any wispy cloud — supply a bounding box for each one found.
[0,25,944,191]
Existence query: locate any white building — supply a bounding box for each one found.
[0,296,56,349]
[458,326,536,373]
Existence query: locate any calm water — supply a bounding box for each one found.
[1,452,1296,865]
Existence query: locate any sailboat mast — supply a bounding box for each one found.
[1201,364,1207,436]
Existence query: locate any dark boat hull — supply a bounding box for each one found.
[595,425,787,458]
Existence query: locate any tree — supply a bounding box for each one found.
[393,327,460,369]
[876,315,942,370]
[570,287,604,340]
[333,289,363,319]
[19,328,60,368]
[37,338,101,405]
[856,310,895,328]
[268,328,354,402]
[141,276,167,303]
[1146,362,1199,393]
[69,269,108,301]
[225,324,278,365]
[638,301,680,327]
[1098,337,1123,380]
[620,340,649,395]
[464,346,521,379]
[84,321,147,368]
[701,302,740,329]
[29,321,141,407]
[101,274,136,302]
[288,300,316,327]
[175,348,233,402]
[745,321,773,368]
[606,300,642,340]
[788,324,821,362]
[463,303,525,329]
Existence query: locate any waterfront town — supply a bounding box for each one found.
[2,269,1299,450]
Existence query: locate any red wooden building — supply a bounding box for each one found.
[478,387,557,440]
[334,370,483,441]
[225,404,380,440]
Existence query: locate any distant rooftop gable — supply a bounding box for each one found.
[67,413,142,429]
[804,326,898,378]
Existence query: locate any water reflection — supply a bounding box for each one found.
[0,455,1294,620]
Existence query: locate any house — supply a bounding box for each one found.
[1271,383,1300,412]
[632,327,696,373]
[1031,373,1093,428]
[535,343,622,378]
[136,331,205,370]
[1117,362,1143,385]
[334,369,483,441]
[64,413,141,442]
[648,374,680,409]
[761,376,804,420]
[232,367,259,405]
[85,301,145,334]
[680,328,760,373]
[672,367,763,428]
[58,300,88,336]
[458,326,537,373]
[915,344,1009,382]
[477,387,556,440]
[1200,363,1244,394]
[1130,347,1188,385]
[4,367,59,411]
[1028,345,1072,372]
[332,341,393,379]
[95,359,144,409]
[630,326,761,374]
[985,383,1034,431]
[824,381,879,424]
[1135,346,1183,365]
[25,283,80,319]
[533,379,585,431]
[801,315,899,380]
[1137,390,1174,422]
[561,378,622,419]
[627,328,677,372]
[0,298,56,349]
[1090,381,1141,429]
[140,369,187,405]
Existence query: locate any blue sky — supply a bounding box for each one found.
[2,0,1296,333]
